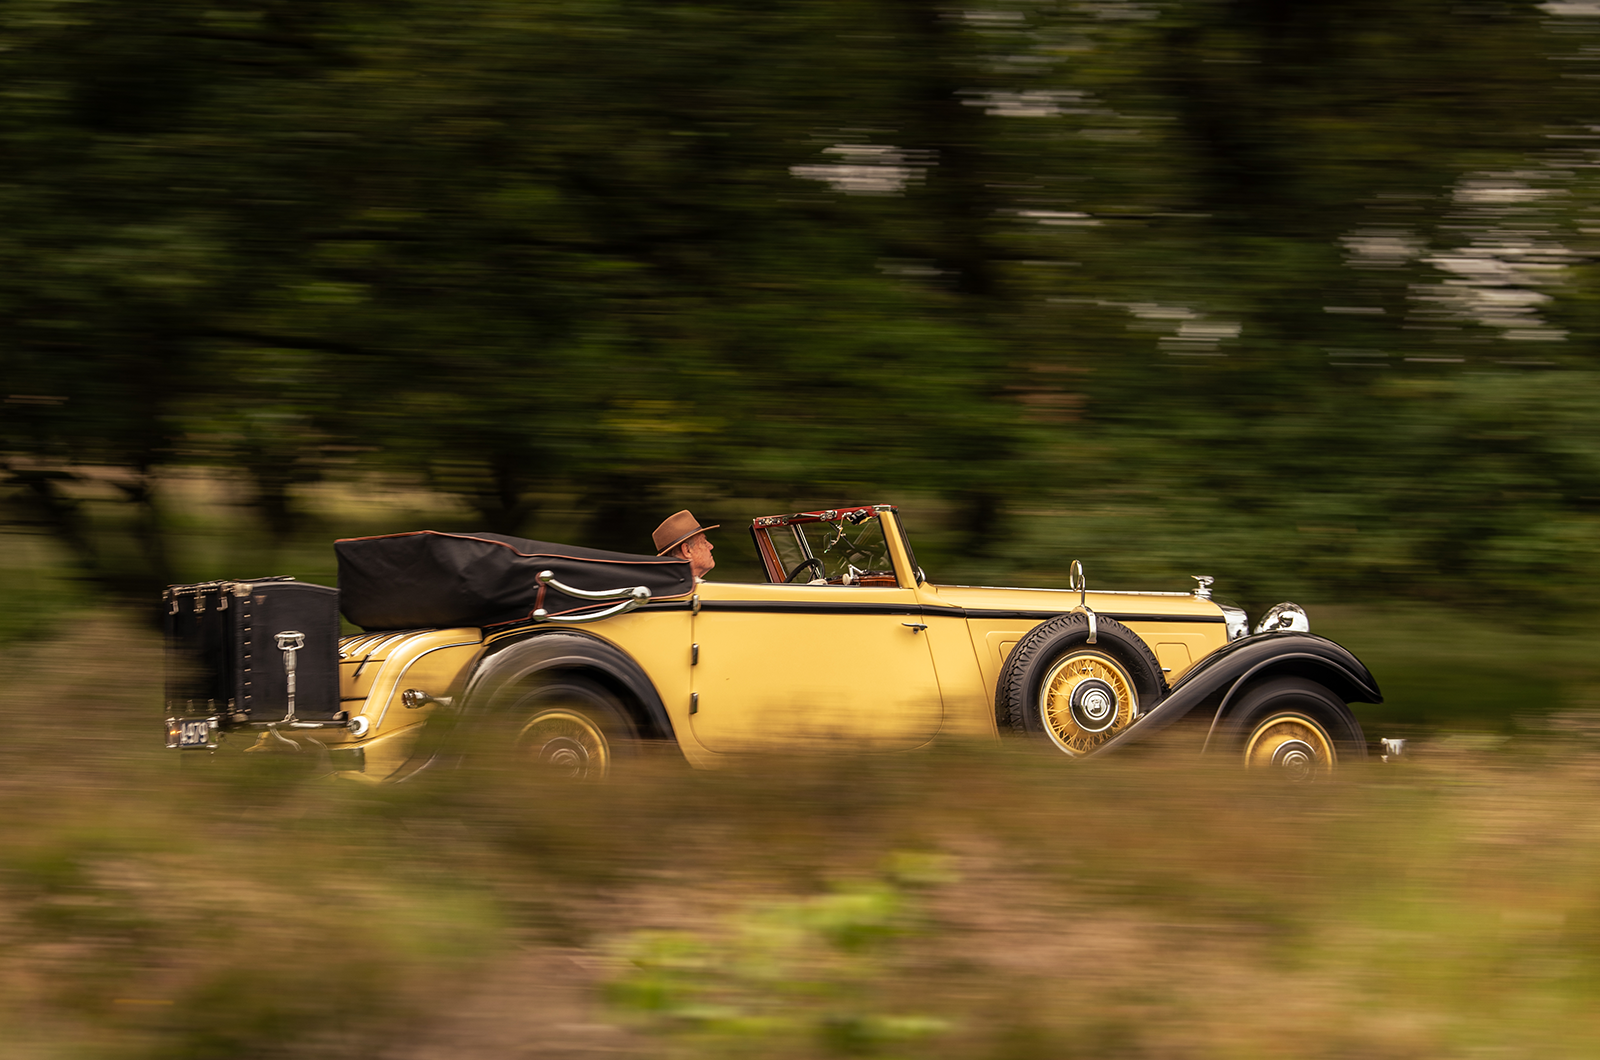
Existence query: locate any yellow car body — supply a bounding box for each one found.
[172,504,1382,779]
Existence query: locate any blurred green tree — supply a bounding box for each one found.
[3,0,1599,604]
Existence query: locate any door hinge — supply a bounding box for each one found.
[690,692,699,715]
[691,643,699,665]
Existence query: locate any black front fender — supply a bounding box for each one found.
[462,629,675,740]
[1086,631,1382,757]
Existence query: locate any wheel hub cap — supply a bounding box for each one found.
[1069,679,1120,734]
[1270,739,1317,781]
[518,710,610,780]
[539,737,590,778]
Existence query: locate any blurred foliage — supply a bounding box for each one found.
[5,0,1600,607]
[607,867,952,1057]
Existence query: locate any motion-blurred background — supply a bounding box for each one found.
[6,3,1600,1057]
[10,0,1600,607]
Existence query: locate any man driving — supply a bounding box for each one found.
[652,510,717,582]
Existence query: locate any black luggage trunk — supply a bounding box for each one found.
[163,578,342,723]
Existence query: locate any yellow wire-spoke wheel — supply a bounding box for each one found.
[1039,651,1138,756]
[1242,712,1337,781]
[518,708,611,780]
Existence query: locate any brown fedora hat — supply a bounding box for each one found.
[652,510,720,555]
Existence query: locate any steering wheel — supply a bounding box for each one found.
[785,558,826,583]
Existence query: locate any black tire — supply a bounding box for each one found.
[997,612,1167,756]
[490,674,639,780]
[1222,676,1366,780]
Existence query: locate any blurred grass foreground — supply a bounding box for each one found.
[4,614,1600,1060]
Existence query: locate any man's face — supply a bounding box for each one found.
[680,533,715,580]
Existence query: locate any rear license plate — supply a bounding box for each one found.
[168,718,216,749]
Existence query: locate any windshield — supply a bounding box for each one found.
[769,511,895,584]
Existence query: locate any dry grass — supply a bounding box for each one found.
[3,611,1600,1059]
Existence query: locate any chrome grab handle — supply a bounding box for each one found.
[536,569,652,602]
[533,570,651,623]
[534,598,647,624]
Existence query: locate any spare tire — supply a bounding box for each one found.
[996,612,1167,756]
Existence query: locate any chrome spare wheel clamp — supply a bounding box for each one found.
[1069,559,1097,644]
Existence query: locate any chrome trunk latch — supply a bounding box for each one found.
[275,631,305,725]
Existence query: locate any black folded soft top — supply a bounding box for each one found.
[335,530,693,631]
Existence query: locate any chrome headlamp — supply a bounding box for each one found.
[1253,601,1309,635]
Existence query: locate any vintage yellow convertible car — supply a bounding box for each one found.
[163,504,1383,780]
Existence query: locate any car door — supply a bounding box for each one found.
[687,582,944,753]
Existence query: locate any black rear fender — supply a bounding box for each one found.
[462,630,675,741]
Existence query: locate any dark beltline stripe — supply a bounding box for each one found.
[956,609,1226,624]
[700,600,924,616]
[635,600,1224,623]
